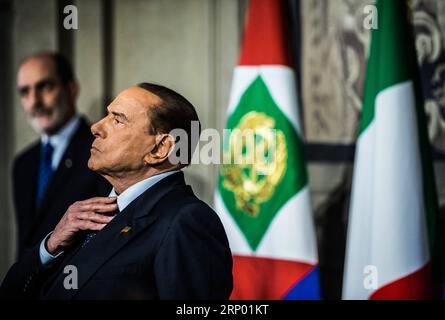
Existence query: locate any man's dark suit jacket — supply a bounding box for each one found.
[0,171,233,300]
[13,116,110,258]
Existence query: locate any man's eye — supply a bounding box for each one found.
[40,82,54,90]
[35,81,55,93]
[42,82,54,90]
[113,118,123,125]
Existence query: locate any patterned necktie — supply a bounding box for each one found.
[81,231,97,248]
[81,208,120,248]
[37,141,54,206]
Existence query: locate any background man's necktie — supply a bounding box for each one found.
[37,142,54,206]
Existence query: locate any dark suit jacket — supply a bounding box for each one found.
[0,172,233,300]
[13,116,111,258]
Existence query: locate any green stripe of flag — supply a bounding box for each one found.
[359,0,413,134]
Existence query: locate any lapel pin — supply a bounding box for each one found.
[121,226,131,233]
[65,159,73,168]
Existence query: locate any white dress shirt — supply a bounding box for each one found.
[39,170,181,265]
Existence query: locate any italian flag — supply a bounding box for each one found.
[214,0,320,299]
[342,0,438,300]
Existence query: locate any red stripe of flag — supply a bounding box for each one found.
[239,0,292,67]
[370,263,432,300]
[231,255,314,300]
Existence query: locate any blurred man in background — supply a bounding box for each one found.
[13,52,110,258]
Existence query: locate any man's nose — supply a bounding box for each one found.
[91,118,106,138]
[29,88,43,108]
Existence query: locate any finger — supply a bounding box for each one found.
[90,223,108,231]
[89,213,115,223]
[93,203,118,212]
[79,203,118,212]
[77,212,114,223]
[82,197,117,205]
[78,220,108,231]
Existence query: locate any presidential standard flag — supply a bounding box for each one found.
[342,0,438,299]
[214,0,320,300]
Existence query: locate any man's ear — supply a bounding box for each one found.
[144,134,175,165]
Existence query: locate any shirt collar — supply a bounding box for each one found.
[109,170,180,212]
[41,115,81,148]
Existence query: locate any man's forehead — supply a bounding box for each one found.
[114,86,162,110]
[17,56,56,84]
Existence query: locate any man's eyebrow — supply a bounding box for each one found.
[108,108,129,122]
[17,85,29,93]
[36,78,56,86]
[18,78,56,92]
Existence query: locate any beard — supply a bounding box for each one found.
[27,103,74,136]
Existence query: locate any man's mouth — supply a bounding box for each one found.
[31,109,52,118]
[91,144,101,152]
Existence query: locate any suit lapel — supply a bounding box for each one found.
[43,172,186,300]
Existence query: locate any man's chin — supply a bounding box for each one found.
[87,158,98,172]
[29,116,59,135]
[88,158,108,176]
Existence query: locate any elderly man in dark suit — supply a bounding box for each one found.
[1,83,233,300]
[13,52,110,258]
